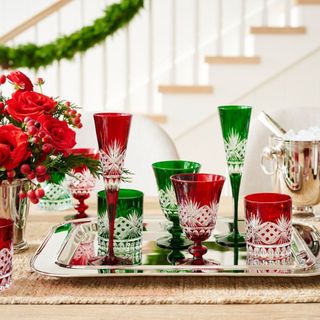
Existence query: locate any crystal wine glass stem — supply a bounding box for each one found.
[75,196,89,219]
[233,243,239,266]
[167,216,184,246]
[167,249,185,264]
[230,173,241,239]
[106,189,119,260]
[189,242,208,265]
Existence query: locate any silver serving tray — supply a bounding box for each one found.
[30,217,320,277]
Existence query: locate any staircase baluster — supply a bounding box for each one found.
[193,0,200,84]
[216,0,223,56]
[239,0,246,56]
[171,0,176,84]
[124,26,131,111]
[262,0,268,26]
[56,9,62,97]
[285,0,292,26]
[79,0,85,107]
[33,23,39,80]
[102,0,109,111]
[147,0,154,113]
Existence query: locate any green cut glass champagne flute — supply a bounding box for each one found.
[215,105,252,247]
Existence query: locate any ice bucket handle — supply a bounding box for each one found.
[260,146,282,175]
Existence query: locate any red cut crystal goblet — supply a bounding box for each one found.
[94,112,132,265]
[171,173,225,265]
[65,148,99,220]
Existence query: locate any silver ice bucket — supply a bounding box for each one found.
[261,136,320,216]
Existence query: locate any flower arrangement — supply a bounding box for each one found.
[0,71,100,204]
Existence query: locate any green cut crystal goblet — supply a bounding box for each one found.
[152,160,201,250]
[215,105,252,247]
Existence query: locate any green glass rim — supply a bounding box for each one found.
[98,188,143,200]
[218,105,252,111]
[152,160,201,171]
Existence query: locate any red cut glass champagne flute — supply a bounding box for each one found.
[171,173,225,265]
[65,148,99,220]
[94,112,132,265]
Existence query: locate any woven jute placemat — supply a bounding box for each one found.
[1,215,320,305]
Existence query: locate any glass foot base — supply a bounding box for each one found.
[215,233,246,248]
[14,240,28,253]
[179,258,220,266]
[167,250,185,264]
[64,212,94,221]
[156,235,192,250]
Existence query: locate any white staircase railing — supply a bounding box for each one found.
[0,0,298,116]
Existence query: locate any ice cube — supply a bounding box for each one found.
[283,129,297,141]
[296,129,314,141]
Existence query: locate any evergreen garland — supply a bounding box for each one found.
[0,0,144,70]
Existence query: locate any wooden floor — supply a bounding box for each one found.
[1,304,320,320]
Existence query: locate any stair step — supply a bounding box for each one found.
[159,85,213,94]
[296,0,320,4]
[143,113,167,124]
[251,26,306,35]
[205,56,261,64]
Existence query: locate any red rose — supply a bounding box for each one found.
[0,125,29,170]
[7,71,33,91]
[39,115,76,151]
[6,91,57,122]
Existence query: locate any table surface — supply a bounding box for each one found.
[2,196,320,319]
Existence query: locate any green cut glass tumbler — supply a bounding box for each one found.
[97,189,144,265]
[215,105,252,247]
[152,160,201,250]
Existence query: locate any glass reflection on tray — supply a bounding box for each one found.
[53,217,319,275]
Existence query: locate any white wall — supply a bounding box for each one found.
[175,47,320,195]
[0,0,285,112]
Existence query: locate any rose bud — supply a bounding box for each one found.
[36,77,45,85]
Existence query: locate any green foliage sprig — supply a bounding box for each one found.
[0,0,144,70]
[45,153,101,184]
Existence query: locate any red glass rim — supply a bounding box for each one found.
[218,105,252,111]
[93,112,132,118]
[170,173,225,184]
[0,218,14,229]
[244,192,291,204]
